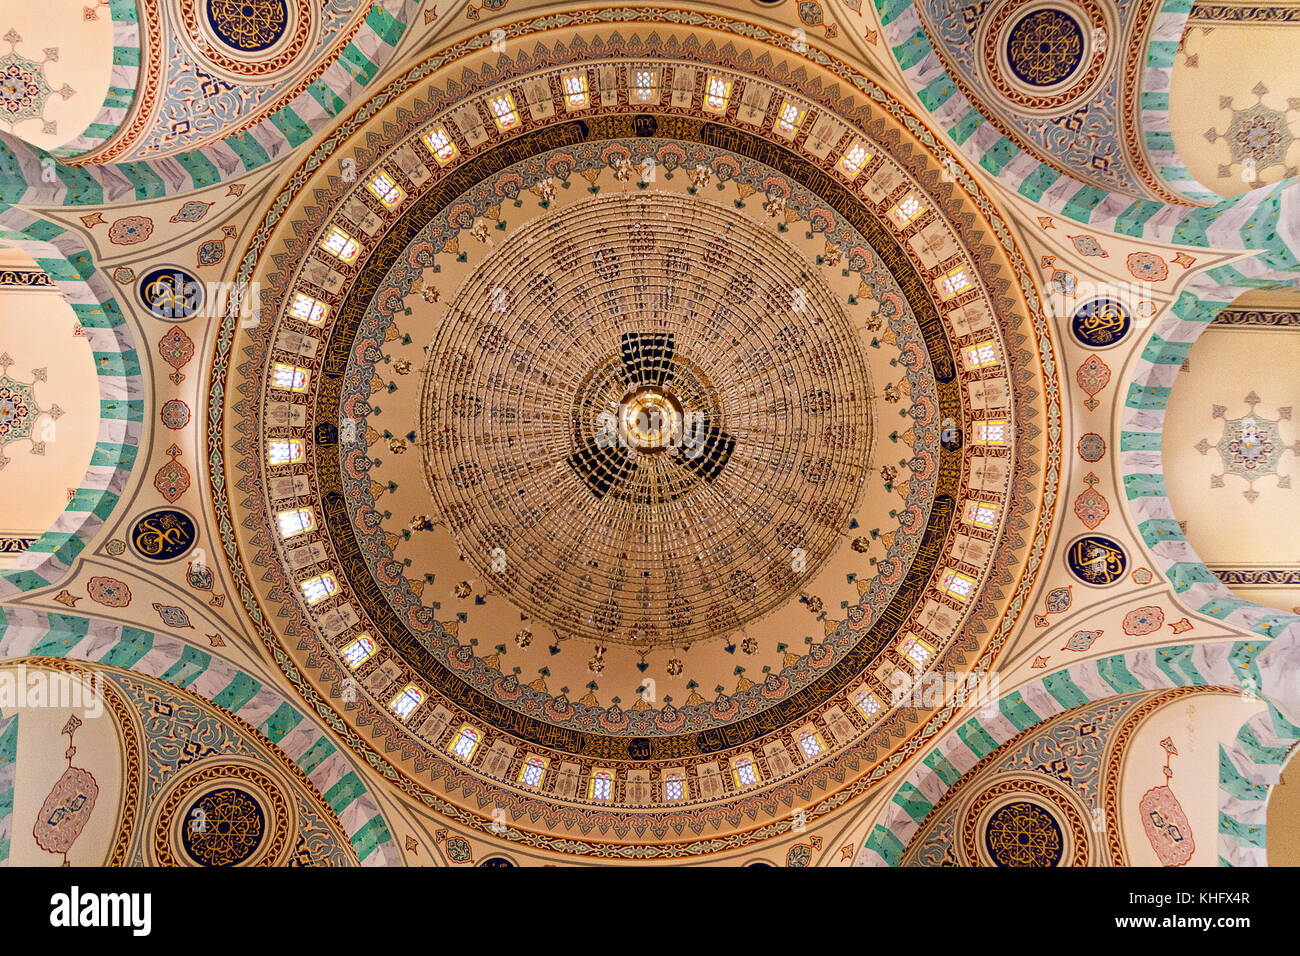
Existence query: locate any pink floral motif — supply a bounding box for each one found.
[86,574,131,607]
[107,215,153,245]
[1122,605,1165,636]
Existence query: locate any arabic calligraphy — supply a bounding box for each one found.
[1071,298,1131,348]
[130,509,197,561]
[1066,534,1127,585]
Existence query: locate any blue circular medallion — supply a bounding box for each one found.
[129,509,198,563]
[206,0,288,52]
[181,787,266,866]
[1007,9,1085,87]
[1065,533,1127,586]
[985,801,1063,867]
[1072,298,1132,348]
[138,267,205,321]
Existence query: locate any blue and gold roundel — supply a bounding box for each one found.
[206,0,288,52]
[985,801,1063,867]
[1066,533,1127,586]
[1072,298,1132,348]
[130,509,198,563]
[138,267,205,320]
[181,787,266,866]
[1007,9,1085,87]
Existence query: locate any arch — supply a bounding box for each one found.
[0,606,401,865]
[0,0,420,206]
[0,210,142,597]
[49,0,144,158]
[857,640,1298,866]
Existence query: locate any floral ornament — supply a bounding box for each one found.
[1122,605,1165,636]
[1196,392,1297,502]
[762,193,786,217]
[688,164,711,191]
[393,359,412,375]
[86,575,131,608]
[157,326,195,385]
[388,437,407,453]
[879,464,898,482]
[0,355,63,469]
[612,158,634,183]
[1139,736,1195,866]
[666,657,683,677]
[1205,83,1298,186]
[469,219,491,243]
[0,31,73,135]
[1062,629,1102,652]
[1075,354,1111,411]
[851,536,870,553]
[533,177,557,204]
[108,215,154,245]
[153,444,190,503]
[741,636,758,654]
[822,242,842,267]
[1126,251,1168,282]
[197,224,238,267]
[514,629,532,648]
[170,200,213,223]
[588,651,606,673]
[411,274,439,304]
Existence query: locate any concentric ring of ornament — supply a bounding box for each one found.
[209,18,1058,856]
[420,193,874,648]
[979,0,1113,113]
[178,0,313,81]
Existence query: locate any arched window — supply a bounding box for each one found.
[449,725,481,761]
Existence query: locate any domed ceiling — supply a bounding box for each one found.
[213,20,1056,855]
[3,0,1299,872]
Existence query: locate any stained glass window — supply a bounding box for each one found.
[562,72,589,108]
[518,756,548,788]
[277,508,314,537]
[389,684,423,720]
[450,725,480,761]
[939,569,975,602]
[488,93,519,130]
[589,768,613,801]
[774,99,807,135]
[963,340,998,369]
[963,500,1000,530]
[732,755,759,788]
[937,265,972,298]
[889,194,925,227]
[853,687,882,718]
[320,226,360,263]
[367,170,405,208]
[340,635,376,669]
[798,729,825,760]
[973,419,1010,446]
[838,142,871,178]
[271,363,308,391]
[899,635,936,667]
[663,770,685,802]
[704,75,732,112]
[268,440,304,465]
[422,126,458,164]
[633,69,657,101]
[290,292,328,326]
[301,574,338,605]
